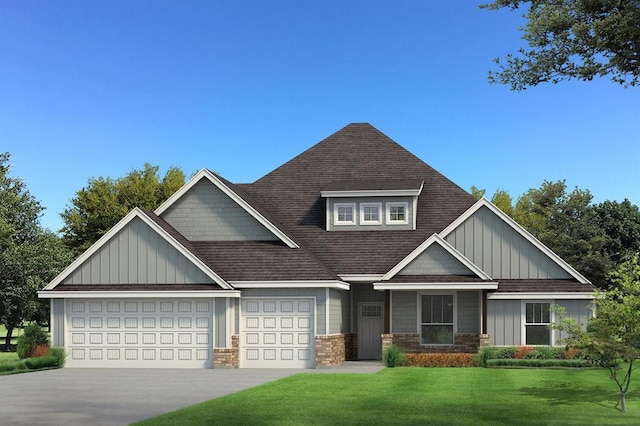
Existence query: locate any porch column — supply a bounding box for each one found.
[384,290,390,334]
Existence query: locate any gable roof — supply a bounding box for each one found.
[440,198,591,284]
[43,208,233,291]
[241,123,477,274]
[155,169,299,248]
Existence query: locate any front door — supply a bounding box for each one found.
[357,302,384,359]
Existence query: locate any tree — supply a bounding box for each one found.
[482,0,640,90]
[61,163,185,255]
[556,254,640,413]
[588,199,640,265]
[0,153,71,350]
[491,189,515,218]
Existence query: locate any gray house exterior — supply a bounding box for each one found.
[39,123,594,368]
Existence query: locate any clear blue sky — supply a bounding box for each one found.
[2,1,638,232]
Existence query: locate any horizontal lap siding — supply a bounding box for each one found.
[487,300,521,345]
[457,291,480,333]
[391,291,417,333]
[399,245,472,275]
[327,196,413,231]
[329,289,350,334]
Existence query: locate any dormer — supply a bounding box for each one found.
[321,179,423,231]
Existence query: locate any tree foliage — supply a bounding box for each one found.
[555,254,640,413]
[61,163,185,255]
[588,199,640,265]
[0,153,72,350]
[482,0,640,90]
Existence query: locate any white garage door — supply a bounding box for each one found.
[241,298,315,368]
[66,299,213,368]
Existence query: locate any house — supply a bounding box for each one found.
[38,123,595,368]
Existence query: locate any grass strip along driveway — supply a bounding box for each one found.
[135,367,640,425]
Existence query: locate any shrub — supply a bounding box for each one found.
[24,355,57,370]
[406,353,475,368]
[486,358,591,368]
[49,347,66,367]
[495,347,518,359]
[475,347,496,367]
[515,346,534,359]
[31,343,50,358]
[16,324,50,359]
[382,344,406,367]
[525,346,554,360]
[565,347,581,360]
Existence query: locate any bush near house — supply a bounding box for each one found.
[0,346,65,375]
[406,353,475,367]
[16,324,50,359]
[475,346,586,368]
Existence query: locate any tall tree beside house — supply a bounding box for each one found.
[555,254,640,413]
[588,199,640,265]
[482,0,640,90]
[61,163,185,255]
[0,153,72,350]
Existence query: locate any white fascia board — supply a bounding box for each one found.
[155,169,299,249]
[231,281,350,290]
[38,290,242,299]
[487,292,595,300]
[43,208,234,291]
[321,189,422,198]
[439,198,591,284]
[382,234,492,281]
[374,282,499,291]
[339,274,385,282]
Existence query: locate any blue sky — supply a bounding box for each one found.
[2,1,638,232]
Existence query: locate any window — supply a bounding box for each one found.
[360,203,382,225]
[386,202,409,225]
[421,294,454,345]
[334,203,356,225]
[525,302,551,345]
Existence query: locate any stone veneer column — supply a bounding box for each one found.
[315,334,347,367]
[213,335,239,368]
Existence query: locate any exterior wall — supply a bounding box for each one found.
[214,298,227,348]
[315,334,348,367]
[327,196,413,231]
[63,217,214,285]
[487,299,522,345]
[162,179,278,242]
[457,291,480,333]
[391,291,417,333]
[444,205,573,279]
[351,283,384,333]
[328,288,350,334]
[213,335,239,368]
[382,333,487,353]
[51,299,65,346]
[240,288,327,334]
[554,300,593,342]
[399,245,472,276]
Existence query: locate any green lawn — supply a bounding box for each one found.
[134,367,640,425]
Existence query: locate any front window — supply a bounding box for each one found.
[525,302,551,345]
[334,203,356,225]
[386,202,409,224]
[360,203,382,225]
[421,294,454,345]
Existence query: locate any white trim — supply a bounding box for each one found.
[385,202,409,225]
[339,274,385,282]
[326,288,330,335]
[439,198,591,284]
[382,234,492,281]
[488,292,594,300]
[42,208,234,291]
[389,291,393,334]
[333,202,356,226]
[230,281,350,290]
[359,202,382,225]
[521,300,555,346]
[374,282,498,291]
[37,290,241,299]
[418,291,457,346]
[154,169,299,248]
[321,188,423,198]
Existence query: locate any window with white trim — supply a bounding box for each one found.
[421,294,454,345]
[360,203,382,225]
[334,203,356,225]
[525,302,552,345]
[386,202,409,225]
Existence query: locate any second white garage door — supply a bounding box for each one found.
[66,298,213,368]
[241,298,315,368]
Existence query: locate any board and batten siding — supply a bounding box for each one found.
[487,300,522,345]
[240,288,327,334]
[214,298,228,348]
[444,205,572,279]
[328,289,350,334]
[391,291,417,333]
[399,244,472,275]
[554,300,592,342]
[162,179,278,242]
[51,299,65,346]
[62,217,214,285]
[457,291,480,333]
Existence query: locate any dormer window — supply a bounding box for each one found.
[387,202,409,225]
[360,203,382,225]
[334,203,356,225]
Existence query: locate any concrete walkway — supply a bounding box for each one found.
[0,362,384,426]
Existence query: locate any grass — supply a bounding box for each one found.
[134,367,640,425]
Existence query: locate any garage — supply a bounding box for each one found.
[65,298,213,368]
[241,298,315,368]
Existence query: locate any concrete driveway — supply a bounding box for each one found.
[0,368,299,426]
[0,362,383,426]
